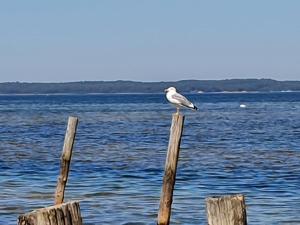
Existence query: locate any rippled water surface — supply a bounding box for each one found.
[1,92,300,224]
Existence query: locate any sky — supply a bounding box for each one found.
[0,1,300,82]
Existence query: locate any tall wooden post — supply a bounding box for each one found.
[55,116,79,205]
[18,116,82,225]
[157,113,185,225]
[206,194,247,225]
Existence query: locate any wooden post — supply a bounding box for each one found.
[157,113,185,225]
[206,194,247,225]
[55,116,79,205]
[18,201,83,225]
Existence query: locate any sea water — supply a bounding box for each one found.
[0,92,300,224]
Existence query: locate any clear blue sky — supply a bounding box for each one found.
[1,1,299,82]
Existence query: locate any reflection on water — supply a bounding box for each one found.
[0,93,300,224]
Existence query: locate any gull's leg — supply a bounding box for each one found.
[176,107,179,115]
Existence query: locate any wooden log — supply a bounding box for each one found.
[18,201,83,225]
[55,116,79,205]
[206,194,247,225]
[157,113,185,225]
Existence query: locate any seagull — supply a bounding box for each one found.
[164,87,198,114]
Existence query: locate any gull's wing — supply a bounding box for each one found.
[171,92,194,108]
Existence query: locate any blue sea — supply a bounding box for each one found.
[1,92,300,225]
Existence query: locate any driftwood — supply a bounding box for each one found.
[157,113,185,225]
[18,201,83,225]
[206,194,247,225]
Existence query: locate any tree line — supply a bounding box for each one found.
[1,79,300,94]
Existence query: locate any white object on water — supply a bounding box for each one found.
[164,87,198,114]
[240,104,246,108]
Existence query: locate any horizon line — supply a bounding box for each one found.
[1,78,300,84]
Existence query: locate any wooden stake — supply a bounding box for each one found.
[157,113,185,225]
[18,201,83,225]
[55,116,79,205]
[206,194,247,225]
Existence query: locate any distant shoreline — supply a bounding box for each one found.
[1,79,300,94]
[1,91,300,96]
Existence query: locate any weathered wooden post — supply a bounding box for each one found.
[55,116,79,204]
[206,194,247,225]
[18,201,82,225]
[157,113,185,225]
[18,116,82,225]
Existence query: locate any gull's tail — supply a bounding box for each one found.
[189,104,198,111]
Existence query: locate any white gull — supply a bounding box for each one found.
[164,87,198,114]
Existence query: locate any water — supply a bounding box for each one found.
[0,92,300,225]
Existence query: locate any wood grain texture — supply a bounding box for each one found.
[18,201,82,225]
[157,113,185,225]
[206,195,247,225]
[55,117,78,205]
